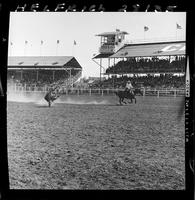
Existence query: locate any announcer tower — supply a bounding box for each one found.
[96,29,128,54]
[93,29,128,86]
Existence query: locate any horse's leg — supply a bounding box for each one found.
[119,98,122,105]
[134,97,137,104]
[127,98,132,104]
[119,97,123,105]
[48,100,51,107]
[128,97,132,104]
[122,98,126,104]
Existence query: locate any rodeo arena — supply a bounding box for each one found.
[7,30,185,190]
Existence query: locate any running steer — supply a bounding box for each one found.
[44,90,60,107]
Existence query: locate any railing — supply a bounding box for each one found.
[7,83,185,97]
[57,70,82,87]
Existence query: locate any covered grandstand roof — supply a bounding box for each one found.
[110,41,185,58]
[93,41,185,59]
[8,56,82,69]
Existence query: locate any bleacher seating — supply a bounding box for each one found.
[106,57,185,74]
[7,69,79,87]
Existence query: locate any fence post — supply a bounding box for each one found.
[89,89,91,96]
[143,88,145,97]
[101,89,104,96]
[157,90,159,98]
[174,89,176,98]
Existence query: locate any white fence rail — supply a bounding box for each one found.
[7,83,185,98]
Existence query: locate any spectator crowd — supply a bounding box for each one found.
[106,57,185,74]
[7,69,78,87]
[98,74,185,89]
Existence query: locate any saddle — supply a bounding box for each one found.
[124,89,133,95]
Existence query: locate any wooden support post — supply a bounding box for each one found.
[157,90,159,98]
[36,70,39,82]
[174,89,176,98]
[143,88,145,97]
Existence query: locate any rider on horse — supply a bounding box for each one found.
[125,80,134,95]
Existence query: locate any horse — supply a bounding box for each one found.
[114,88,143,105]
[44,90,60,107]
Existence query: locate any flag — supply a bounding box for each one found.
[25,40,28,44]
[10,42,13,45]
[57,40,60,44]
[74,40,77,45]
[176,23,182,29]
[116,29,120,32]
[41,40,43,45]
[144,26,149,31]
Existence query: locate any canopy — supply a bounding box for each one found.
[110,41,185,58]
[8,56,82,69]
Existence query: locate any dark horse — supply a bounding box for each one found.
[115,88,143,105]
[44,90,60,107]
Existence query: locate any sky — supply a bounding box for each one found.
[8,12,186,78]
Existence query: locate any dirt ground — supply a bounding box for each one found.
[7,95,185,190]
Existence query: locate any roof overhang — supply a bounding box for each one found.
[8,67,82,70]
[92,53,113,59]
[110,41,186,58]
[96,31,129,37]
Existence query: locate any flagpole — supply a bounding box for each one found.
[56,40,59,56]
[56,41,58,56]
[40,45,41,56]
[72,40,76,57]
[24,41,25,56]
[143,26,148,42]
[176,23,182,40]
[24,41,27,56]
[144,31,145,41]
[72,41,74,56]
[72,44,74,56]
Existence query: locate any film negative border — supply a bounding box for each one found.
[1,1,191,12]
[0,1,194,200]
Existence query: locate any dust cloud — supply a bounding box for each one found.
[7,91,110,105]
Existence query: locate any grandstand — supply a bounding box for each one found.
[7,31,186,94]
[92,30,186,90]
[7,56,82,88]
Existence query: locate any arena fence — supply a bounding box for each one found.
[7,83,185,98]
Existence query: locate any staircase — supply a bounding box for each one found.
[50,70,82,93]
